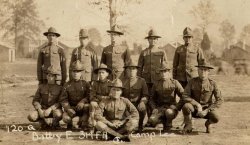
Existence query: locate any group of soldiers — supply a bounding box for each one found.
[27,26,223,142]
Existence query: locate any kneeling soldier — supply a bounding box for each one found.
[89,63,112,128]
[60,60,90,129]
[95,79,139,142]
[123,61,149,133]
[182,59,223,134]
[149,63,184,132]
[28,66,63,129]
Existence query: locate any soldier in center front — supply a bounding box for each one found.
[148,62,184,132]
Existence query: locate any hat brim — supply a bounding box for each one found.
[79,35,88,38]
[145,36,161,39]
[107,30,124,35]
[44,32,60,37]
[94,68,112,74]
[183,35,193,37]
[195,65,214,69]
[108,85,124,89]
[45,71,60,75]
[158,68,171,71]
[72,68,84,71]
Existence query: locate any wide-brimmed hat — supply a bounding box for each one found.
[108,79,124,89]
[43,27,60,37]
[79,29,88,38]
[107,25,124,35]
[145,29,161,39]
[71,60,84,71]
[183,27,193,37]
[94,63,112,74]
[45,65,60,75]
[158,63,171,71]
[124,61,140,69]
[195,59,214,69]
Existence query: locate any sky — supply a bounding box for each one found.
[36,0,250,47]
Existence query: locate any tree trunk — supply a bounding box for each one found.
[108,0,117,44]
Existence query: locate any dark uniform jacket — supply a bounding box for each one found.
[70,44,98,82]
[33,84,62,110]
[150,78,184,110]
[138,46,167,84]
[123,76,149,105]
[90,79,112,102]
[173,44,204,82]
[182,77,223,111]
[37,43,67,84]
[60,80,90,111]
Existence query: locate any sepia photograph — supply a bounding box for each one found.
[0,0,250,144]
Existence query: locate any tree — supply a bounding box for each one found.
[219,19,235,49]
[201,32,215,61]
[0,0,45,49]
[189,0,217,34]
[88,28,102,45]
[88,0,141,43]
[193,28,203,46]
[240,24,250,46]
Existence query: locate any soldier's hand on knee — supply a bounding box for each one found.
[137,102,146,111]
[76,102,84,111]
[195,104,203,112]
[107,122,117,128]
[38,109,45,119]
[170,105,178,111]
[152,109,158,115]
[197,109,209,118]
[44,108,52,117]
[90,101,98,107]
[67,109,76,118]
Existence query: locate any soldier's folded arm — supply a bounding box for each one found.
[208,81,223,111]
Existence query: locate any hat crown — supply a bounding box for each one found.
[148,29,158,37]
[71,60,84,71]
[111,79,123,88]
[98,63,109,69]
[48,27,57,33]
[197,59,214,69]
[183,27,193,36]
[79,29,88,37]
[46,65,59,75]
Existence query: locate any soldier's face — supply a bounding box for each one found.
[110,87,122,99]
[160,70,171,80]
[79,37,89,46]
[126,67,137,78]
[98,69,109,81]
[148,37,158,47]
[183,36,193,45]
[112,34,122,45]
[198,67,210,80]
[47,33,57,43]
[47,74,56,84]
[72,71,82,80]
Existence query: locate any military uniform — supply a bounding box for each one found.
[69,29,98,82]
[138,29,168,94]
[28,66,63,128]
[60,61,91,129]
[100,26,131,81]
[37,27,67,85]
[123,61,149,132]
[182,60,223,133]
[95,79,139,141]
[149,63,184,130]
[173,27,204,87]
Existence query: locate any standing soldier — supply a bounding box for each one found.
[123,61,149,133]
[28,66,63,129]
[95,79,139,142]
[138,28,168,95]
[182,60,223,134]
[173,27,205,88]
[100,25,131,81]
[60,60,90,129]
[37,27,67,85]
[89,63,112,129]
[69,29,98,82]
[149,63,184,132]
